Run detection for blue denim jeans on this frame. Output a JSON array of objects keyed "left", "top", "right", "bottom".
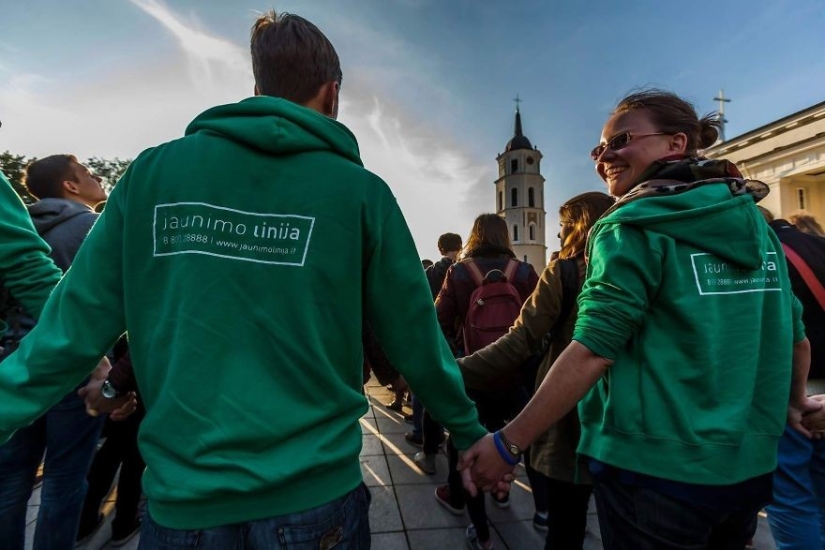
[
  {"left": 766, "top": 426, "right": 825, "bottom": 549},
  {"left": 138, "top": 483, "right": 371, "bottom": 549},
  {"left": 0, "top": 390, "right": 104, "bottom": 550},
  {"left": 411, "top": 394, "right": 423, "bottom": 436}
]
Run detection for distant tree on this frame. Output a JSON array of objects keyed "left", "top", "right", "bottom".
[
  {"left": 0, "top": 151, "right": 36, "bottom": 203},
  {"left": 85, "top": 157, "right": 132, "bottom": 193}
]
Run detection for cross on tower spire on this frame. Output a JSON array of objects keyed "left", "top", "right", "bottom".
[{"left": 513, "top": 94, "right": 522, "bottom": 112}]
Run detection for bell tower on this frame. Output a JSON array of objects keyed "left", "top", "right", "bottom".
[{"left": 495, "top": 100, "right": 546, "bottom": 271}]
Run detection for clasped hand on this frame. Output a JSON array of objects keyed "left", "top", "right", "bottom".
[
  {"left": 458, "top": 433, "right": 517, "bottom": 499},
  {"left": 78, "top": 357, "right": 137, "bottom": 421}
]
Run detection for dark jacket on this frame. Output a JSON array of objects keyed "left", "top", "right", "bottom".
[
  {"left": 425, "top": 256, "right": 453, "bottom": 300},
  {"left": 436, "top": 244, "right": 539, "bottom": 353},
  {"left": 28, "top": 198, "right": 98, "bottom": 273},
  {"left": 770, "top": 219, "right": 825, "bottom": 379}
]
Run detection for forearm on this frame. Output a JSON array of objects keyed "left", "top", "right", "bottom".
[
  {"left": 459, "top": 324, "right": 532, "bottom": 387},
  {"left": 791, "top": 338, "right": 812, "bottom": 403},
  {"left": 108, "top": 352, "right": 136, "bottom": 393},
  {"left": 502, "top": 341, "right": 610, "bottom": 449}
]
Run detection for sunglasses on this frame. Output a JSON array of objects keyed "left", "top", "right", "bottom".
[{"left": 590, "top": 132, "right": 668, "bottom": 161}]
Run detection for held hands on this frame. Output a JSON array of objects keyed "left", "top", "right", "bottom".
[
  {"left": 458, "top": 433, "right": 517, "bottom": 499},
  {"left": 800, "top": 394, "right": 825, "bottom": 439},
  {"left": 79, "top": 357, "right": 138, "bottom": 421},
  {"left": 789, "top": 394, "right": 825, "bottom": 438}
]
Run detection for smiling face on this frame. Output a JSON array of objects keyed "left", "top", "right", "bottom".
[{"left": 594, "top": 109, "right": 685, "bottom": 198}]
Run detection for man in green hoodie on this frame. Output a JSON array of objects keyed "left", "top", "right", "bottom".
[{"left": 0, "top": 11, "right": 486, "bottom": 549}]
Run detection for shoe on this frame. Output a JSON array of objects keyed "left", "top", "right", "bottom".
[
  {"left": 405, "top": 432, "right": 423, "bottom": 447},
  {"left": 384, "top": 398, "right": 403, "bottom": 412},
  {"left": 533, "top": 512, "right": 548, "bottom": 532},
  {"left": 492, "top": 492, "right": 510, "bottom": 509},
  {"left": 434, "top": 485, "right": 465, "bottom": 515},
  {"left": 413, "top": 451, "right": 436, "bottom": 474},
  {"left": 465, "top": 524, "right": 493, "bottom": 550},
  {"left": 75, "top": 514, "right": 104, "bottom": 547},
  {"left": 110, "top": 518, "right": 142, "bottom": 547}
]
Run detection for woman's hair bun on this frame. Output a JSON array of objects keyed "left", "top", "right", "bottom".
[{"left": 698, "top": 114, "right": 721, "bottom": 149}]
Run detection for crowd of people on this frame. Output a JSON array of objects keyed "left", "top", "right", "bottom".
[{"left": 0, "top": 8, "right": 824, "bottom": 550}]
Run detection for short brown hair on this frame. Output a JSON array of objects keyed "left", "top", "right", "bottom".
[
  {"left": 614, "top": 89, "right": 721, "bottom": 155},
  {"left": 462, "top": 214, "right": 511, "bottom": 257},
  {"left": 24, "top": 154, "right": 77, "bottom": 200},
  {"left": 250, "top": 11, "right": 342, "bottom": 103},
  {"left": 558, "top": 192, "right": 614, "bottom": 259},
  {"left": 437, "top": 233, "right": 462, "bottom": 253}
]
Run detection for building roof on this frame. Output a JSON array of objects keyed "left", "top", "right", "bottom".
[
  {"left": 505, "top": 107, "right": 533, "bottom": 152},
  {"left": 705, "top": 100, "right": 825, "bottom": 157}
]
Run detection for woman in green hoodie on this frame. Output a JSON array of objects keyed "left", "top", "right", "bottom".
[{"left": 461, "top": 89, "right": 821, "bottom": 549}]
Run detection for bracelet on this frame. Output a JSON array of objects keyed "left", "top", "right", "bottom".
[{"left": 493, "top": 431, "right": 520, "bottom": 466}]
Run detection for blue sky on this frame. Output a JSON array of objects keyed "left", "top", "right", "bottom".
[{"left": 2, "top": 0, "right": 824, "bottom": 259}]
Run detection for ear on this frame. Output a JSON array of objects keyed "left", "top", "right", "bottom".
[
  {"left": 669, "top": 132, "right": 689, "bottom": 154},
  {"left": 62, "top": 179, "right": 80, "bottom": 196},
  {"left": 321, "top": 80, "right": 340, "bottom": 119}
]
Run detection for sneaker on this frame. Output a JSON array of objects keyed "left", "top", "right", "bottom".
[
  {"left": 413, "top": 451, "right": 436, "bottom": 474},
  {"left": 434, "top": 485, "right": 465, "bottom": 515},
  {"left": 404, "top": 432, "right": 423, "bottom": 448},
  {"left": 465, "top": 524, "right": 493, "bottom": 550},
  {"left": 384, "top": 398, "right": 403, "bottom": 412},
  {"left": 533, "top": 512, "right": 548, "bottom": 532},
  {"left": 75, "top": 514, "right": 104, "bottom": 547},
  {"left": 110, "top": 518, "right": 142, "bottom": 547},
  {"left": 491, "top": 492, "right": 510, "bottom": 509}
]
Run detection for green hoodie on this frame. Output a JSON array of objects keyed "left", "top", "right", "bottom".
[
  {"left": 0, "top": 171, "right": 62, "bottom": 330},
  {"left": 573, "top": 183, "right": 804, "bottom": 485},
  {"left": 0, "top": 97, "right": 485, "bottom": 528}
]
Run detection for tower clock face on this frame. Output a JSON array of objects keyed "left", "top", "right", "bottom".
[{"left": 526, "top": 156, "right": 534, "bottom": 165}]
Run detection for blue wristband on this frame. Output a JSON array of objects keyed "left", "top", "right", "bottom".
[{"left": 493, "top": 431, "right": 520, "bottom": 466}]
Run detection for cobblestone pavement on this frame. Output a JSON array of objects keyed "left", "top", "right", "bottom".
[{"left": 26, "top": 379, "right": 775, "bottom": 549}]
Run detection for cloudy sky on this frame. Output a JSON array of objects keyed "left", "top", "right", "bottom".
[{"left": 2, "top": 0, "right": 824, "bottom": 258}]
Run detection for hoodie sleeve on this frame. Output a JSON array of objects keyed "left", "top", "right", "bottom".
[
  {"left": 362, "top": 183, "right": 486, "bottom": 450},
  {"left": 573, "top": 223, "right": 663, "bottom": 360},
  {"left": 0, "top": 172, "right": 62, "bottom": 321},
  {"left": 0, "top": 176, "right": 128, "bottom": 443}
]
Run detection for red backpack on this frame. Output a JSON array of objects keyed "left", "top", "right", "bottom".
[{"left": 463, "top": 258, "right": 523, "bottom": 355}]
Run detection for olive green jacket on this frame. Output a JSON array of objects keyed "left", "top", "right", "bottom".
[{"left": 458, "top": 257, "right": 588, "bottom": 483}]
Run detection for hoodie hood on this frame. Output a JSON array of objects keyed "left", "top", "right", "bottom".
[
  {"left": 594, "top": 158, "right": 770, "bottom": 270},
  {"left": 27, "top": 198, "right": 94, "bottom": 235},
  {"left": 185, "top": 96, "right": 362, "bottom": 166}
]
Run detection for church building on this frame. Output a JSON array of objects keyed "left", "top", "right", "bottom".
[{"left": 704, "top": 100, "right": 825, "bottom": 220}]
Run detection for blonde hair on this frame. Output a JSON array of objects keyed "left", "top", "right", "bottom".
[
  {"left": 558, "top": 192, "right": 614, "bottom": 259},
  {"left": 789, "top": 210, "right": 825, "bottom": 237}
]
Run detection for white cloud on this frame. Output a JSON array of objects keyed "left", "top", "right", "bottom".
[
  {"left": 129, "top": 0, "right": 251, "bottom": 96},
  {"left": 0, "top": 2, "right": 494, "bottom": 259},
  {"left": 340, "top": 93, "right": 490, "bottom": 258}
]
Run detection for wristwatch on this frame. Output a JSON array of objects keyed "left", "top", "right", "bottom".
[
  {"left": 498, "top": 430, "right": 523, "bottom": 459},
  {"left": 101, "top": 379, "right": 122, "bottom": 400}
]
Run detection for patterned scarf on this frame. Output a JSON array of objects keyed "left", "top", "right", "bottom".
[{"left": 607, "top": 156, "right": 769, "bottom": 216}]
